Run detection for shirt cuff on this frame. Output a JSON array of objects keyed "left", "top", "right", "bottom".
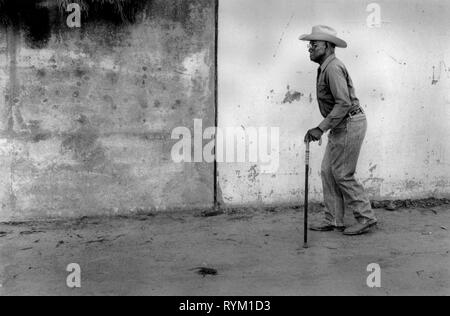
[{"left": 318, "top": 120, "right": 330, "bottom": 133}]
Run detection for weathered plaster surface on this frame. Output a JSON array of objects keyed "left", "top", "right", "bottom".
[{"left": 0, "top": 0, "right": 216, "bottom": 221}]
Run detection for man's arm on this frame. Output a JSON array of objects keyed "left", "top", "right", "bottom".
[{"left": 318, "top": 65, "right": 352, "bottom": 132}]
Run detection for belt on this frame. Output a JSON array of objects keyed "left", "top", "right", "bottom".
[{"left": 346, "top": 107, "right": 364, "bottom": 118}]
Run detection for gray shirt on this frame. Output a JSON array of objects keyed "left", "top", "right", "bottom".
[{"left": 316, "top": 54, "right": 361, "bottom": 132}]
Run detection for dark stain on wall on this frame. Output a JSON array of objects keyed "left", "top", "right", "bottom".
[
  {"left": 0, "top": 0, "right": 152, "bottom": 48},
  {"left": 75, "top": 0, "right": 149, "bottom": 25},
  {"left": 23, "top": 2, "right": 52, "bottom": 48},
  {"left": 282, "top": 89, "right": 304, "bottom": 104},
  {"left": 0, "top": 0, "right": 210, "bottom": 49},
  {"left": 0, "top": 0, "right": 53, "bottom": 49}
]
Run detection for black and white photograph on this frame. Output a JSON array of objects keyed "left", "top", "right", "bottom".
[{"left": 0, "top": 0, "right": 449, "bottom": 299}]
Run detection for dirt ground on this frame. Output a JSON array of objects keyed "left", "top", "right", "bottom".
[{"left": 0, "top": 204, "right": 449, "bottom": 296}]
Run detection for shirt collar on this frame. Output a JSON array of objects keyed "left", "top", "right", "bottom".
[{"left": 319, "top": 54, "right": 336, "bottom": 72}]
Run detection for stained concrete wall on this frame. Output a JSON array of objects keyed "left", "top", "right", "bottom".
[
  {"left": 218, "top": 0, "right": 450, "bottom": 206},
  {"left": 2, "top": 0, "right": 449, "bottom": 221},
  {"left": 0, "top": 0, "right": 216, "bottom": 221}
]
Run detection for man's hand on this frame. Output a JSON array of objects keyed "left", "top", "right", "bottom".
[{"left": 304, "top": 127, "right": 323, "bottom": 143}]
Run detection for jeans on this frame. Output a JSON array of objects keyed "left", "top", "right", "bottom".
[{"left": 321, "top": 113, "right": 377, "bottom": 227}]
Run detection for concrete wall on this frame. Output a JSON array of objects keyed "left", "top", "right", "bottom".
[
  {"left": 0, "top": 0, "right": 216, "bottom": 221},
  {"left": 218, "top": 0, "right": 450, "bottom": 206},
  {"left": 1, "top": 0, "right": 449, "bottom": 221}
]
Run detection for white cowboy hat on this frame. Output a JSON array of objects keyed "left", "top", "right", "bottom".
[{"left": 299, "top": 25, "right": 347, "bottom": 48}]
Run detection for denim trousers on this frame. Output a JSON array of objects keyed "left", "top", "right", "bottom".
[{"left": 321, "top": 113, "right": 377, "bottom": 227}]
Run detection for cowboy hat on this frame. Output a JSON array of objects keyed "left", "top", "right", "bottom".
[{"left": 299, "top": 25, "right": 347, "bottom": 48}]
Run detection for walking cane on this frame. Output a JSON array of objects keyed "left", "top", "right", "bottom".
[
  {"left": 303, "top": 140, "right": 310, "bottom": 249},
  {"left": 303, "top": 138, "right": 321, "bottom": 249}
]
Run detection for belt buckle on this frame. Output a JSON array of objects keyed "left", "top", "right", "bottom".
[
  {"left": 348, "top": 107, "right": 362, "bottom": 118},
  {"left": 348, "top": 110, "right": 356, "bottom": 119}
]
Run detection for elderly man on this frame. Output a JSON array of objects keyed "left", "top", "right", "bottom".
[{"left": 300, "top": 25, "right": 377, "bottom": 235}]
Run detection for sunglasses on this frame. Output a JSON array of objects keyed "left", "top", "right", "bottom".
[{"left": 307, "top": 43, "right": 325, "bottom": 50}]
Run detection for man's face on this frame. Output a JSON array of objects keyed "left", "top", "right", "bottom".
[{"left": 308, "top": 41, "right": 327, "bottom": 62}]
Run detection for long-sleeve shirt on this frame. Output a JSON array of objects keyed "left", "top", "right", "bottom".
[{"left": 316, "top": 54, "right": 360, "bottom": 132}]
